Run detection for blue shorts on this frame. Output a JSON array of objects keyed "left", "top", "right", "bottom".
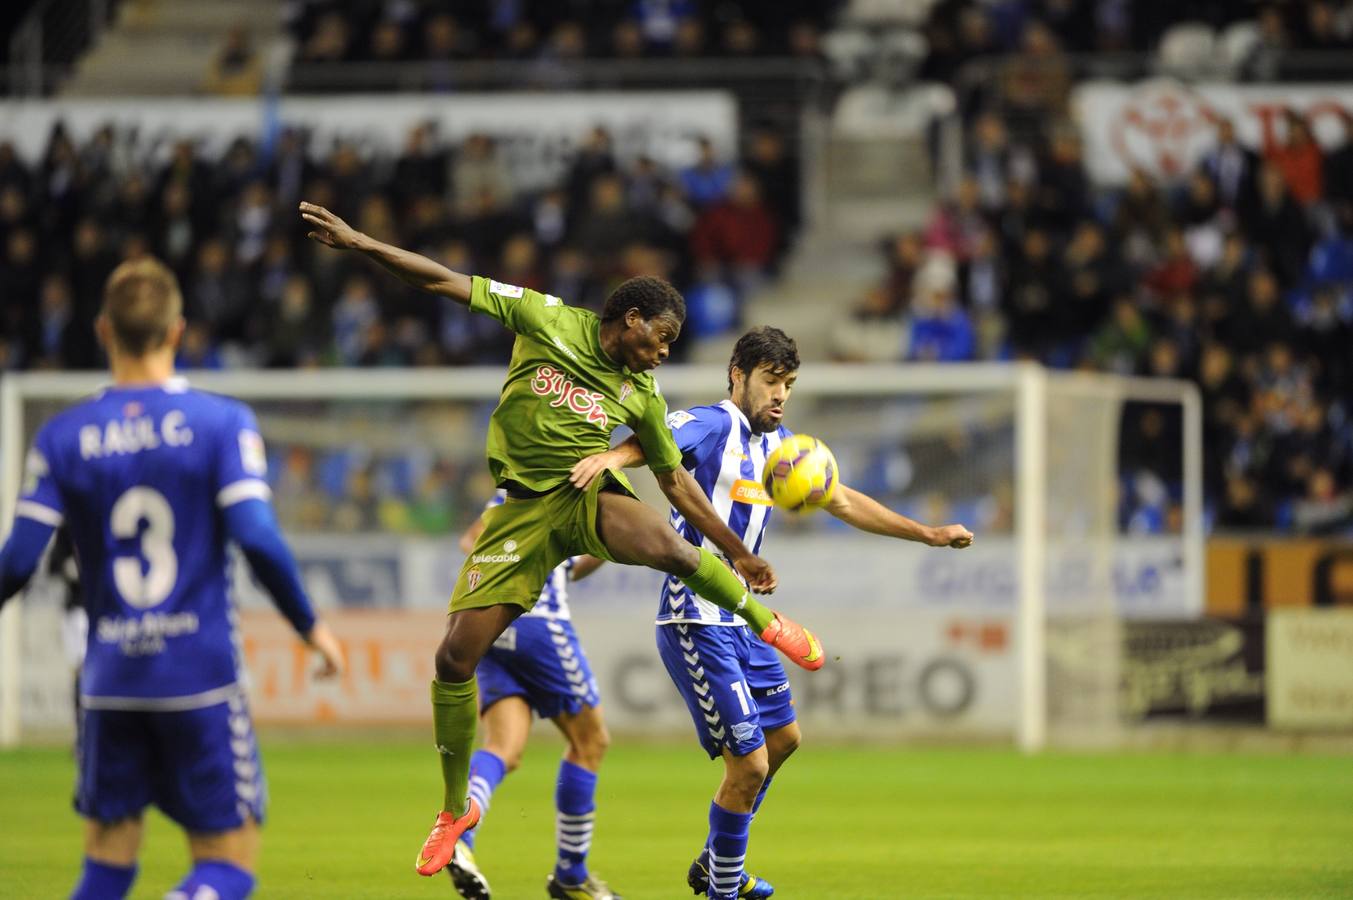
[
  {"left": 477, "top": 617, "right": 600, "bottom": 720},
  {"left": 75, "top": 690, "right": 266, "bottom": 832},
  {"left": 656, "top": 623, "right": 796, "bottom": 760}
]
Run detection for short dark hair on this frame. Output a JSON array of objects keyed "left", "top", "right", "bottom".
[
  {"left": 102, "top": 257, "right": 183, "bottom": 354},
  {"left": 600, "top": 275, "right": 686, "bottom": 324},
  {"left": 727, "top": 326, "right": 800, "bottom": 392}
]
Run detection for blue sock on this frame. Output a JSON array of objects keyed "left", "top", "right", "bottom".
[
  {"left": 168, "top": 860, "right": 256, "bottom": 900},
  {"left": 752, "top": 776, "right": 773, "bottom": 817},
  {"left": 706, "top": 802, "right": 753, "bottom": 900},
  {"left": 464, "top": 749, "right": 507, "bottom": 850},
  {"left": 70, "top": 858, "right": 137, "bottom": 900},
  {"left": 554, "top": 759, "right": 598, "bottom": 885}
]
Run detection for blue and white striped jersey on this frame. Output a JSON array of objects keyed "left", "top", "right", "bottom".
[
  {"left": 484, "top": 490, "right": 573, "bottom": 620},
  {"left": 655, "top": 399, "right": 790, "bottom": 627}
]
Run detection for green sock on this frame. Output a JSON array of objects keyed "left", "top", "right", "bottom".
[
  {"left": 681, "top": 547, "right": 774, "bottom": 633},
  {"left": 430, "top": 677, "right": 478, "bottom": 815}
]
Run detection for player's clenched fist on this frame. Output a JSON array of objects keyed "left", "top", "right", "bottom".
[
  {"left": 931, "top": 524, "right": 974, "bottom": 549},
  {"left": 734, "top": 554, "right": 777, "bottom": 594},
  {"left": 300, "top": 201, "right": 361, "bottom": 250}
]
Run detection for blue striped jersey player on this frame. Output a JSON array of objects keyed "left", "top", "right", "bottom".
[
  {"left": 446, "top": 491, "right": 621, "bottom": 900},
  {"left": 0, "top": 258, "right": 345, "bottom": 900},
  {"left": 576, "top": 327, "right": 974, "bottom": 900}
]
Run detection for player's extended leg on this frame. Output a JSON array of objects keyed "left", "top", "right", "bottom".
[
  {"left": 447, "top": 696, "right": 531, "bottom": 900},
  {"left": 70, "top": 817, "right": 142, "bottom": 900},
  {"left": 691, "top": 727, "right": 796, "bottom": 900},
  {"left": 420, "top": 604, "right": 523, "bottom": 877},
  {"left": 545, "top": 704, "right": 621, "bottom": 899},
  {"left": 594, "top": 491, "right": 821, "bottom": 670},
  {"left": 166, "top": 822, "right": 260, "bottom": 900},
  {"left": 705, "top": 746, "right": 769, "bottom": 900}
]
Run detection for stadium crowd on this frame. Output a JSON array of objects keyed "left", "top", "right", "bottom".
[
  {"left": 4, "top": 4, "right": 1353, "bottom": 535},
  {"left": 287, "top": 0, "right": 838, "bottom": 66}
]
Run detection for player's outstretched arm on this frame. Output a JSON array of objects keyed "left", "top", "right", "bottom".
[
  {"left": 0, "top": 518, "right": 56, "bottom": 610},
  {"left": 826, "top": 484, "right": 973, "bottom": 548},
  {"left": 655, "top": 467, "right": 778, "bottom": 593},
  {"left": 300, "top": 201, "right": 472, "bottom": 304},
  {"left": 223, "top": 498, "right": 345, "bottom": 677},
  {"left": 568, "top": 436, "right": 646, "bottom": 491},
  {"left": 570, "top": 555, "right": 606, "bottom": 581}
]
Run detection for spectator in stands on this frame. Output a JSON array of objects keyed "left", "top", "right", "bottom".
[
  {"left": 299, "top": 12, "right": 351, "bottom": 63},
  {"left": 1089, "top": 296, "right": 1152, "bottom": 375},
  {"left": 574, "top": 174, "right": 652, "bottom": 272},
  {"left": 679, "top": 136, "right": 734, "bottom": 208},
  {"left": 744, "top": 126, "right": 800, "bottom": 246},
  {"left": 369, "top": 20, "right": 410, "bottom": 64},
  {"left": 690, "top": 171, "right": 780, "bottom": 290},
  {"left": 1248, "top": 162, "right": 1313, "bottom": 283},
  {"left": 565, "top": 127, "right": 616, "bottom": 214},
  {"left": 906, "top": 256, "right": 975, "bottom": 362},
  {"left": 205, "top": 26, "right": 263, "bottom": 96},
  {"left": 1200, "top": 117, "right": 1260, "bottom": 216},
  {"left": 1000, "top": 21, "right": 1071, "bottom": 145},
  {"left": 450, "top": 134, "right": 511, "bottom": 220},
  {"left": 264, "top": 275, "right": 326, "bottom": 368},
  {"left": 1264, "top": 110, "right": 1324, "bottom": 206},
  {"left": 923, "top": 175, "right": 988, "bottom": 262}
]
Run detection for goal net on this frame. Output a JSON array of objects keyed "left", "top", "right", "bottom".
[{"left": 0, "top": 364, "right": 1201, "bottom": 749}]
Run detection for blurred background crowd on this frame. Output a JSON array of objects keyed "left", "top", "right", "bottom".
[{"left": 2, "top": 0, "right": 1352, "bottom": 538}]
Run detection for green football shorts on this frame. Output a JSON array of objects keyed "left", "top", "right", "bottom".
[{"left": 448, "top": 469, "right": 637, "bottom": 614}]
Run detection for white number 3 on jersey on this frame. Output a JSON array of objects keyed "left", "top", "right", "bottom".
[{"left": 110, "top": 487, "right": 178, "bottom": 609}]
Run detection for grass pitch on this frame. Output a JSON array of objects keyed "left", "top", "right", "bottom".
[{"left": 2, "top": 736, "right": 1350, "bottom": 899}]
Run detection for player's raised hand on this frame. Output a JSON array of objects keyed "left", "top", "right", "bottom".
[
  {"left": 735, "top": 554, "right": 777, "bottom": 594},
  {"left": 306, "top": 621, "right": 347, "bottom": 679},
  {"left": 932, "top": 524, "right": 974, "bottom": 549},
  {"left": 300, "top": 201, "right": 361, "bottom": 250}
]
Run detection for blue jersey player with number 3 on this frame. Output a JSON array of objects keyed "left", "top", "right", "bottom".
[
  {"left": 571, "top": 327, "right": 973, "bottom": 899},
  {"left": 0, "top": 258, "right": 346, "bottom": 900}
]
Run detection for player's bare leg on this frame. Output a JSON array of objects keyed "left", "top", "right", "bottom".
[
  {"left": 685, "top": 747, "right": 777, "bottom": 900},
  {"left": 186, "top": 821, "right": 260, "bottom": 871},
  {"left": 594, "top": 490, "right": 822, "bottom": 670},
  {"left": 83, "top": 817, "right": 143, "bottom": 867},
  {"left": 544, "top": 704, "right": 621, "bottom": 899},
  {"left": 420, "top": 605, "right": 523, "bottom": 877},
  {"left": 70, "top": 817, "right": 143, "bottom": 900},
  {"left": 716, "top": 745, "right": 770, "bottom": 814},
  {"left": 481, "top": 696, "right": 532, "bottom": 771},
  {"left": 764, "top": 722, "right": 801, "bottom": 777}
]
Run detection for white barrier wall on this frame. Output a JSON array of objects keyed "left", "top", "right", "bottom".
[{"left": 0, "top": 93, "right": 737, "bottom": 191}]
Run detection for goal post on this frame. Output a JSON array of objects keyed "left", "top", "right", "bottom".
[{"left": 0, "top": 363, "right": 1202, "bottom": 750}]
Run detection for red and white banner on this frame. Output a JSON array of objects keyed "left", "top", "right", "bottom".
[{"left": 1073, "top": 79, "right": 1353, "bottom": 185}]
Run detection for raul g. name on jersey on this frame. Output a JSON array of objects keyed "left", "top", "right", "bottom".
[
  {"left": 78, "top": 410, "right": 194, "bottom": 459},
  {"left": 530, "top": 364, "right": 608, "bottom": 428}
]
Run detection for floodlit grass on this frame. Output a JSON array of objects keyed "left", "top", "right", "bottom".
[{"left": 2, "top": 737, "right": 1351, "bottom": 898}]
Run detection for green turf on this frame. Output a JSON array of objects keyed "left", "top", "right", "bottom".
[{"left": 2, "top": 736, "right": 1351, "bottom": 899}]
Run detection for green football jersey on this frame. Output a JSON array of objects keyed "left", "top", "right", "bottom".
[{"left": 470, "top": 275, "right": 684, "bottom": 492}]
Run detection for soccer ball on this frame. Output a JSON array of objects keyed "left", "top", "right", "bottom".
[{"left": 762, "top": 434, "right": 837, "bottom": 513}]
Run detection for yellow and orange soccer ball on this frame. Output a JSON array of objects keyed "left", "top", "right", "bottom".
[{"left": 762, "top": 434, "right": 837, "bottom": 513}]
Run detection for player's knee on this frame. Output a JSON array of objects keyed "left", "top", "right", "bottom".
[
  {"left": 498, "top": 748, "right": 524, "bottom": 773},
  {"left": 433, "top": 638, "right": 476, "bottom": 684},
  {"left": 728, "top": 752, "right": 770, "bottom": 796},
  {"left": 573, "top": 723, "right": 610, "bottom": 768},
  {"left": 770, "top": 727, "right": 801, "bottom": 765}
]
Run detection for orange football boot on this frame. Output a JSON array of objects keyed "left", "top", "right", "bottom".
[
  {"left": 415, "top": 799, "right": 482, "bottom": 876},
  {"left": 759, "top": 612, "right": 824, "bottom": 671}
]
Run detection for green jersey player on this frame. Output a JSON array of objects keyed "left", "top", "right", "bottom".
[{"left": 299, "top": 202, "right": 823, "bottom": 896}]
